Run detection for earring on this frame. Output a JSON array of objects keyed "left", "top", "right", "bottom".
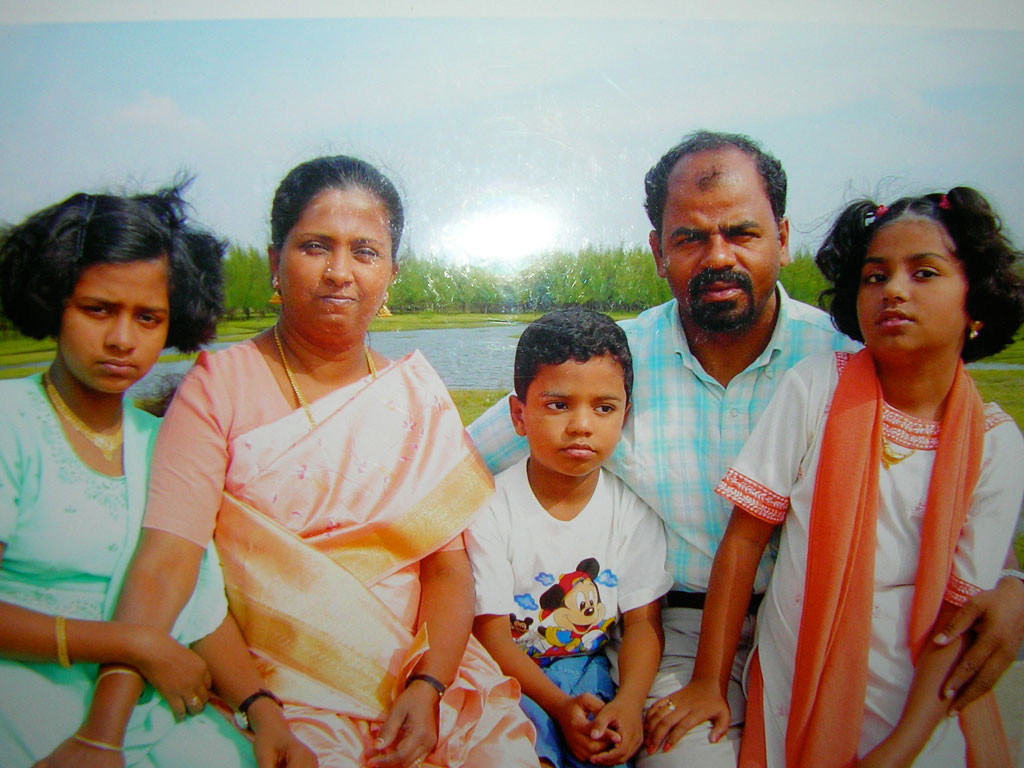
[
  {"left": 968, "top": 321, "right": 982, "bottom": 340},
  {"left": 376, "top": 291, "right": 392, "bottom": 319},
  {"left": 269, "top": 277, "right": 283, "bottom": 306}
]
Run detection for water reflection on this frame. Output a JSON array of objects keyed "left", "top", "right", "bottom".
[{"left": 130, "top": 323, "right": 527, "bottom": 399}]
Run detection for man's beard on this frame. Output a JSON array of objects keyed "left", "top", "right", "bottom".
[{"left": 686, "top": 268, "right": 755, "bottom": 333}]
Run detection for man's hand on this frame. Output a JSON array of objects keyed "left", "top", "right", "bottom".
[
  {"left": 643, "top": 678, "right": 730, "bottom": 755},
  {"left": 934, "top": 575, "right": 1024, "bottom": 711}
]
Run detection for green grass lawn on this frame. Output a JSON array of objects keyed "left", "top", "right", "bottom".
[
  {"left": 450, "top": 389, "right": 507, "bottom": 425},
  {"left": 970, "top": 370, "right": 1024, "bottom": 430}
]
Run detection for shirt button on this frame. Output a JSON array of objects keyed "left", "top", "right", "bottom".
[{"left": 730, "top": 409, "right": 739, "bottom": 418}]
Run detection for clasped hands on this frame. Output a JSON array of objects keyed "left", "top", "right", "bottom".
[{"left": 549, "top": 692, "right": 642, "bottom": 767}]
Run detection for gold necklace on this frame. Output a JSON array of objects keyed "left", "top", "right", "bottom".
[
  {"left": 273, "top": 326, "right": 377, "bottom": 431},
  {"left": 42, "top": 372, "right": 122, "bottom": 462},
  {"left": 881, "top": 438, "right": 915, "bottom": 470}
]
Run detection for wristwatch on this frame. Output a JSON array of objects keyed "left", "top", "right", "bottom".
[
  {"left": 406, "top": 672, "right": 447, "bottom": 697},
  {"left": 234, "top": 688, "right": 283, "bottom": 731}
]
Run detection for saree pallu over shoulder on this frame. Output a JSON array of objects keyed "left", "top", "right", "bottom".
[
  {"left": 214, "top": 351, "right": 495, "bottom": 719},
  {"left": 223, "top": 351, "right": 492, "bottom": 584}
]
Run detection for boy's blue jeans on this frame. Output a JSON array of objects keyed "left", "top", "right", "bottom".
[{"left": 520, "top": 653, "right": 631, "bottom": 768}]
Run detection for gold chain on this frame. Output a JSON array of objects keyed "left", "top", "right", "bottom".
[
  {"left": 272, "top": 326, "right": 378, "bottom": 432},
  {"left": 274, "top": 325, "right": 317, "bottom": 429},
  {"left": 881, "top": 438, "right": 915, "bottom": 470},
  {"left": 42, "top": 372, "right": 122, "bottom": 462},
  {"left": 365, "top": 346, "right": 378, "bottom": 379}
]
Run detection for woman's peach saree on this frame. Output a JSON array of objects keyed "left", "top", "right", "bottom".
[{"left": 213, "top": 351, "right": 537, "bottom": 767}]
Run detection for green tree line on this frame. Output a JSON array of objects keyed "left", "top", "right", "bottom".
[
  {"left": 0, "top": 238, "right": 830, "bottom": 327},
  {"left": 221, "top": 243, "right": 830, "bottom": 318}
]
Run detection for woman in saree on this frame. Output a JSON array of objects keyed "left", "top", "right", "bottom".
[
  {"left": 105, "top": 156, "right": 539, "bottom": 768},
  {"left": 0, "top": 184, "right": 306, "bottom": 767}
]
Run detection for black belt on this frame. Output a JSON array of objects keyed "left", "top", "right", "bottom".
[{"left": 666, "top": 590, "right": 763, "bottom": 615}]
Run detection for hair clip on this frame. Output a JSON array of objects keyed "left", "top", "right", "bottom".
[
  {"left": 74, "top": 195, "right": 97, "bottom": 263},
  {"left": 938, "top": 194, "right": 951, "bottom": 210},
  {"left": 874, "top": 204, "right": 888, "bottom": 218}
]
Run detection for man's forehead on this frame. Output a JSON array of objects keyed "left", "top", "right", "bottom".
[{"left": 668, "top": 147, "right": 757, "bottom": 192}]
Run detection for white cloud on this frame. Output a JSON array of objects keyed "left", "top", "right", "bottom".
[{"left": 113, "top": 90, "right": 206, "bottom": 133}]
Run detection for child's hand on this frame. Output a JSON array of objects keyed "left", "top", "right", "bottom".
[
  {"left": 586, "top": 695, "right": 642, "bottom": 766},
  {"left": 552, "top": 692, "right": 614, "bottom": 762},
  {"left": 643, "top": 679, "right": 730, "bottom": 755}
]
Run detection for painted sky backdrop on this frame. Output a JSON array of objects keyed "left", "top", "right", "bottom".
[{"left": 2, "top": 3, "right": 1024, "bottom": 270}]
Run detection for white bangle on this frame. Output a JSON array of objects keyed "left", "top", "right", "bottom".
[{"left": 999, "top": 569, "right": 1024, "bottom": 585}]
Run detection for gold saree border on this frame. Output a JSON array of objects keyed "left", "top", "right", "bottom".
[
  {"left": 328, "top": 452, "right": 493, "bottom": 584},
  {"left": 216, "top": 493, "right": 417, "bottom": 717}
]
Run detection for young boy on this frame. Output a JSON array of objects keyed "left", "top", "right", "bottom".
[{"left": 467, "top": 308, "right": 672, "bottom": 768}]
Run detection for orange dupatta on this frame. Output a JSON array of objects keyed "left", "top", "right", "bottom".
[{"left": 782, "top": 349, "right": 1007, "bottom": 768}]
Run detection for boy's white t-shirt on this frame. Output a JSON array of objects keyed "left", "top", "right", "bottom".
[{"left": 467, "top": 457, "right": 673, "bottom": 661}]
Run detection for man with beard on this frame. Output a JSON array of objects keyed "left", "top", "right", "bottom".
[{"left": 468, "top": 130, "right": 1024, "bottom": 766}]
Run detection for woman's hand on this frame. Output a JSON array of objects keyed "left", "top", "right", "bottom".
[
  {"left": 367, "top": 681, "right": 439, "bottom": 767},
  {"left": 126, "top": 624, "right": 211, "bottom": 719},
  {"left": 248, "top": 698, "right": 318, "bottom": 768},
  {"left": 31, "top": 736, "right": 125, "bottom": 768}
]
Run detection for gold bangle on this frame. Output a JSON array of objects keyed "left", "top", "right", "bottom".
[
  {"left": 96, "top": 667, "right": 142, "bottom": 683},
  {"left": 55, "top": 615, "right": 71, "bottom": 668},
  {"left": 72, "top": 733, "right": 123, "bottom": 752}
]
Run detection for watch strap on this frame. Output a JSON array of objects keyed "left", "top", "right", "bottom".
[
  {"left": 234, "top": 688, "right": 283, "bottom": 731},
  {"left": 406, "top": 672, "right": 446, "bottom": 696}
]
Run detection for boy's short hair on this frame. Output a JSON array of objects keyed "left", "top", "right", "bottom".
[{"left": 513, "top": 308, "right": 633, "bottom": 402}]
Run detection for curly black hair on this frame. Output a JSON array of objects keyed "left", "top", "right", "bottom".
[
  {"left": 815, "top": 187, "right": 1024, "bottom": 362},
  {"left": 270, "top": 155, "right": 404, "bottom": 259},
  {"left": 0, "top": 180, "right": 225, "bottom": 353},
  {"left": 644, "top": 130, "right": 787, "bottom": 238},
  {"left": 513, "top": 308, "right": 633, "bottom": 403}
]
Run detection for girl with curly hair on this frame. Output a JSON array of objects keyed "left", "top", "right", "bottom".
[
  {"left": 674, "top": 187, "right": 1024, "bottom": 767},
  {"left": 0, "top": 185, "right": 313, "bottom": 767}
]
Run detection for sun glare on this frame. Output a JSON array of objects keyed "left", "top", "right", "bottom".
[{"left": 437, "top": 198, "right": 560, "bottom": 270}]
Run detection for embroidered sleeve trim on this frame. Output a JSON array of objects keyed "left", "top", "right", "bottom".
[
  {"left": 944, "top": 574, "right": 982, "bottom": 607},
  {"left": 984, "top": 402, "right": 1013, "bottom": 431},
  {"left": 834, "top": 351, "right": 853, "bottom": 375},
  {"left": 716, "top": 469, "right": 788, "bottom": 524}
]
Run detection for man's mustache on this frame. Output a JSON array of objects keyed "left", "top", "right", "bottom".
[{"left": 689, "top": 269, "right": 753, "bottom": 295}]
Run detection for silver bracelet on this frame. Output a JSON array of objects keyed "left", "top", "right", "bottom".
[{"left": 999, "top": 568, "right": 1024, "bottom": 585}]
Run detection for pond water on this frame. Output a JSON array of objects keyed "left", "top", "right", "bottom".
[
  {"left": 129, "top": 322, "right": 528, "bottom": 399},
  {"left": 6, "top": 322, "right": 1022, "bottom": 401}
]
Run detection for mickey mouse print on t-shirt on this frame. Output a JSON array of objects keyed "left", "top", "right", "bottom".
[{"left": 534, "top": 557, "right": 617, "bottom": 658}]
